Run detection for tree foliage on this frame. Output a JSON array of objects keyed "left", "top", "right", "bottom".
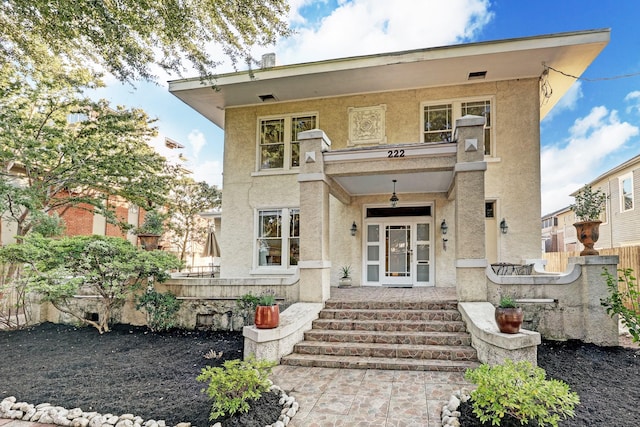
[
  {"left": 1, "top": 234, "right": 181, "bottom": 333},
  {"left": 0, "top": 60, "right": 179, "bottom": 239},
  {"left": 0, "top": 0, "right": 291, "bottom": 83},
  {"left": 167, "top": 177, "right": 221, "bottom": 264}
]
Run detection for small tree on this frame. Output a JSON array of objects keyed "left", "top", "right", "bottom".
[
  {"left": 166, "top": 178, "right": 221, "bottom": 265},
  {"left": 8, "top": 235, "right": 181, "bottom": 333},
  {"left": 570, "top": 185, "right": 607, "bottom": 222}
]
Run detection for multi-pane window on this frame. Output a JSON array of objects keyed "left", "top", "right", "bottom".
[
  {"left": 259, "top": 114, "right": 317, "bottom": 170},
  {"left": 423, "top": 104, "right": 452, "bottom": 143},
  {"left": 620, "top": 175, "right": 634, "bottom": 212},
  {"left": 257, "top": 208, "right": 299, "bottom": 268},
  {"left": 422, "top": 99, "right": 493, "bottom": 155},
  {"left": 462, "top": 100, "right": 492, "bottom": 155}
]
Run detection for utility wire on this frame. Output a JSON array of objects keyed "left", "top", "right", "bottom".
[{"left": 545, "top": 65, "right": 640, "bottom": 81}]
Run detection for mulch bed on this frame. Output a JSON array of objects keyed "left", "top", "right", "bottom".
[
  {"left": 1, "top": 323, "right": 639, "bottom": 426},
  {"left": 459, "top": 339, "right": 640, "bottom": 426},
  {"left": 0, "top": 323, "right": 281, "bottom": 427}
]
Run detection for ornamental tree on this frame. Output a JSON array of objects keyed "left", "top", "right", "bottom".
[
  {"left": 0, "top": 0, "right": 291, "bottom": 83},
  {"left": 4, "top": 234, "right": 181, "bottom": 333},
  {"left": 166, "top": 178, "right": 221, "bottom": 265},
  {"left": 0, "top": 60, "right": 179, "bottom": 240}
]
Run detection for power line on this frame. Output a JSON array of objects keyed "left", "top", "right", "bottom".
[{"left": 545, "top": 65, "right": 640, "bottom": 82}]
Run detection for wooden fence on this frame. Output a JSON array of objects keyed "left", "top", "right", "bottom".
[{"left": 542, "top": 246, "right": 640, "bottom": 274}]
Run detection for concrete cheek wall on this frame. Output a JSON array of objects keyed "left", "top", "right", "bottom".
[{"left": 486, "top": 256, "right": 619, "bottom": 346}]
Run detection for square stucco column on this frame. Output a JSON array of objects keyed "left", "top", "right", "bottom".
[
  {"left": 297, "top": 130, "right": 332, "bottom": 303},
  {"left": 454, "top": 115, "right": 488, "bottom": 301}
]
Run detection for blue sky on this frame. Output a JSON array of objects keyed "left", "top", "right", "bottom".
[{"left": 94, "top": 0, "right": 640, "bottom": 215}]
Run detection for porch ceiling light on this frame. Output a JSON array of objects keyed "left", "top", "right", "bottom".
[
  {"left": 500, "top": 218, "right": 509, "bottom": 234},
  {"left": 440, "top": 219, "right": 448, "bottom": 235},
  {"left": 390, "top": 179, "right": 399, "bottom": 208},
  {"left": 350, "top": 221, "right": 358, "bottom": 236}
]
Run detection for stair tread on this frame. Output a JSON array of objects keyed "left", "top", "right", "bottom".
[
  {"left": 297, "top": 340, "right": 474, "bottom": 350},
  {"left": 281, "top": 353, "right": 479, "bottom": 368},
  {"left": 307, "top": 329, "right": 467, "bottom": 336},
  {"left": 314, "top": 318, "right": 465, "bottom": 324}
]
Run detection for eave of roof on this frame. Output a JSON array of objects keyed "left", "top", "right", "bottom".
[{"left": 169, "top": 29, "right": 610, "bottom": 129}]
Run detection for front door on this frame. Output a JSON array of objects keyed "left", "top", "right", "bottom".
[{"left": 365, "top": 218, "right": 433, "bottom": 287}]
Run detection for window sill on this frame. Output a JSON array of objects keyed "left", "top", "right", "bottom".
[
  {"left": 251, "top": 169, "right": 299, "bottom": 177},
  {"left": 485, "top": 156, "right": 501, "bottom": 163}
]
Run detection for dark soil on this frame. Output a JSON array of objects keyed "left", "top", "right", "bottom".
[
  {"left": 2, "top": 325, "right": 639, "bottom": 427},
  {"left": 459, "top": 339, "right": 640, "bottom": 426},
  {"left": 0, "top": 323, "right": 281, "bottom": 427}
]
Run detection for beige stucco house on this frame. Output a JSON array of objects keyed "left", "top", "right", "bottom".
[{"left": 169, "top": 29, "right": 609, "bottom": 303}]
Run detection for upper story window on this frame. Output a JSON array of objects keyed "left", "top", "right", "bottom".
[
  {"left": 258, "top": 114, "right": 317, "bottom": 171},
  {"left": 422, "top": 98, "right": 493, "bottom": 155},
  {"left": 620, "top": 174, "right": 634, "bottom": 212}
]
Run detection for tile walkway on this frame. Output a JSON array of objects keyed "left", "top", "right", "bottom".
[{"left": 2, "top": 287, "right": 470, "bottom": 426}]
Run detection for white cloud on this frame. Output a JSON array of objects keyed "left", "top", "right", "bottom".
[
  {"left": 275, "top": 0, "right": 493, "bottom": 65},
  {"left": 541, "top": 106, "right": 639, "bottom": 214},
  {"left": 190, "top": 160, "right": 223, "bottom": 188},
  {"left": 188, "top": 130, "right": 207, "bottom": 159},
  {"left": 625, "top": 90, "right": 640, "bottom": 115}
]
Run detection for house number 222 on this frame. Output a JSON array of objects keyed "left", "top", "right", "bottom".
[{"left": 387, "top": 149, "right": 405, "bottom": 158}]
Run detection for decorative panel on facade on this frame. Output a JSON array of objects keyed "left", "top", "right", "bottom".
[{"left": 348, "top": 104, "right": 387, "bottom": 146}]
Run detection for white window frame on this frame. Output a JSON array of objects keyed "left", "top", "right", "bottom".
[
  {"left": 255, "top": 112, "right": 318, "bottom": 173},
  {"left": 253, "top": 207, "right": 299, "bottom": 273},
  {"left": 620, "top": 173, "right": 634, "bottom": 213},
  {"left": 420, "top": 97, "right": 495, "bottom": 156}
]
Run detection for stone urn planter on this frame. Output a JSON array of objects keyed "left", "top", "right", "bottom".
[
  {"left": 338, "top": 265, "right": 353, "bottom": 288},
  {"left": 137, "top": 233, "right": 161, "bottom": 251},
  {"left": 573, "top": 220, "right": 602, "bottom": 256},
  {"left": 570, "top": 185, "right": 607, "bottom": 256}
]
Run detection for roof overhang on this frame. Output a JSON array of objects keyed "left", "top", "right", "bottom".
[{"left": 169, "top": 29, "right": 610, "bottom": 129}]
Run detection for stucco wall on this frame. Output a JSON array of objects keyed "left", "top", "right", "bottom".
[{"left": 220, "top": 78, "right": 543, "bottom": 284}]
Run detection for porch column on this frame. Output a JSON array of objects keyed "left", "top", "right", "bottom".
[
  {"left": 297, "top": 130, "right": 332, "bottom": 303},
  {"left": 454, "top": 115, "right": 488, "bottom": 301}
]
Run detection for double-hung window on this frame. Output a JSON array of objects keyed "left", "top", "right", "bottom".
[
  {"left": 258, "top": 114, "right": 317, "bottom": 171},
  {"left": 620, "top": 174, "right": 634, "bottom": 212},
  {"left": 257, "top": 208, "right": 299, "bottom": 268},
  {"left": 422, "top": 98, "right": 493, "bottom": 155}
]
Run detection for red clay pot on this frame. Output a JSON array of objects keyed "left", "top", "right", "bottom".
[
  {"left": 495, "top": 307, "right": 524, "bottom": 334},
  {"left": 255, "top": 305, "right": 279, "bottom": 329}
]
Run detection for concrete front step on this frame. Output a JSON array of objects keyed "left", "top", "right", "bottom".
[
  {"left": 304, "top": 329, "right": 472, "bottom": 346},
  {"left": 319, "top": 308, "right": 462, "bottom": 321},
  {"left": 312, "top": 318, "right": 467, "bottom": 332},
  {"left": 280, "top": 353, "right": 479, "bottom": 372},
  {"left": 324, "top": 300, "right": 459, "bottom": 311},
  {"left": 293, "top": 341, "right": 477, "bottom": 360}
]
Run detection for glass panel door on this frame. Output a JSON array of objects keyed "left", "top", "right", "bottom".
[
  {"left": 385, "top": 225, "right": 412, "bottom": 286},
  {"left": 415, "top": 223, "right": 430, "bottom": 284}
]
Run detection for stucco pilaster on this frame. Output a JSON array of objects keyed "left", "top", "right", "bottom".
[
  {"left": 454, "top": 115, "right": 488, "bottom": 301},
  {"left": 297, "top": 130, "right": 332, "bottom": 302}
]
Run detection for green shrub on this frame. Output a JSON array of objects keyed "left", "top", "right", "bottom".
[
  {"left": 135, "top": 288, "right": 182, "bottom": 332},
  {"left": 465, "top": 359, "right": 580, "bottom": 427},
  {"left": 197, "top": 357, "right": 276, "bottom": 420},
  {"left": 601, "top": 267, "right": 640, "bottom": 343}
]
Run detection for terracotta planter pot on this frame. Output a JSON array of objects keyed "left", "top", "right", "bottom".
[
  {"left": 255, "top": 305, "right": 279, "bottom": 329},
  {"left": 573, "top": 220, "right": 602, "bottom": 256},
  {"left": 137, "top": 234, "right": 161, "bottom": 251},
  {"left": 495, "top": 307, "right": 524, "bottom": 334}
]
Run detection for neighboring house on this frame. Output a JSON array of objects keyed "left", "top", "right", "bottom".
[
  {"left": 0, "top": 136, "right": 187, "bottom": 247},
  {"left": 169, "top": 30, "right": 608, "bottom": 301},
  {"left": 541, "top": 206, "right": 577, "bottom": 253},
  {"left": 543, "top": 152, "right": 640, "bottom": 252}
]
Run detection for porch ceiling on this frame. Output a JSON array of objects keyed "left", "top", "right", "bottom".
[
  {"left": 169, "top": 29, "right": 609, "bottom": 129},
  {"left": 333, "top": 170, "right": 453, "bottom": 196}
]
